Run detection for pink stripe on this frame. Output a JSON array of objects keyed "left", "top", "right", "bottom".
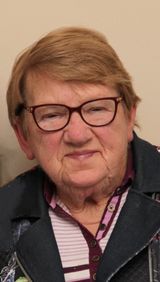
[{"left": 48, "top": 188, "right": 129, "bottom": 281}]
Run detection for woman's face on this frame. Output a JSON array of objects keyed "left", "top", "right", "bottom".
[{"left": 16, "top": 77, "right": 136, "bottom": 196}]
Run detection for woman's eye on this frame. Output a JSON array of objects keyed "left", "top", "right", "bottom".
[
  {"left": 41, "top": 112, "right": 63, "bottom": 120},
  {"left": 91, "top": 107, "right": 104, "bottom": 111},
  {"left": 88, "top": 106, "right": 108, "bottom": 112},
  {"left": 43, "top": 113, "right": 57, "bottom": 119}
]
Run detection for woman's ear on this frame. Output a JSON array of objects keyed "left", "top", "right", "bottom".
[{"left": 13, "top": 121, "right": 35, "bottom": 160}]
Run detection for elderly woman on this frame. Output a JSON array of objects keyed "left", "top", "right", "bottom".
[{"left": 1, "top": 27, "right": 160, "bottom": 282}]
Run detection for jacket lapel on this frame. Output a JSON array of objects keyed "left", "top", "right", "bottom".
[
  {"left": 16, "top": 216, "right": 65, "bottom": 282},
  {"left": 0, "top": 220, "right": 14, "bottom": 271},
  {"left": 97, "top": 189, "right": 160, "bottom": 281}
]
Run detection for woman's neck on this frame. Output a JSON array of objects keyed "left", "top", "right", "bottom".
[{"left": 57, "top": 183, "right": 112, "bottom": 210}]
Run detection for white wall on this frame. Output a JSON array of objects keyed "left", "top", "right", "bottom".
[{"left": 1, "top": 0, "right": 160, "bottom": 185}]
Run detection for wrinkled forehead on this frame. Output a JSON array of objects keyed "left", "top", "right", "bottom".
[{"left": 24, "top": 71, "right": 118, "bottom": 105}]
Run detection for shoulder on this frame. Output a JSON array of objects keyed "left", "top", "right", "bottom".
[
  {"left": 132, "top": 132, "right": 160, "bottom": 161},
  {"left": 0, "top": 166, "right": 45, "bottom": 212},
  {"left": 1, "top": 166, "right": 44, "bottom": 192},
  {"left": 132, "top": 133, "right": 160, "bottom": 193}
]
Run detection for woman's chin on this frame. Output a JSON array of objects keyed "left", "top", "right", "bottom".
[{"left": 62, "top": 169, "right": 105, "bottom": 189}]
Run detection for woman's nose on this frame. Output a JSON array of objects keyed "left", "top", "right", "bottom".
[{"left": 63, "top": 112, "right": 92, "bottom": 145}]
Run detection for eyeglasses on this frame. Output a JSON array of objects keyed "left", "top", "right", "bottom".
[{"left": 16, "top": 96, "right": 123, "bottom": 132}]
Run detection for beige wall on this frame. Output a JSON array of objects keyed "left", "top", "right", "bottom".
[{"left": 1, "top": 0, "right": 160, "bottom": 185}]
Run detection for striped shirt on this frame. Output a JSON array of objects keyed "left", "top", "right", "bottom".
[{"left": 47, "top": 185, "right": 130, "bottom": 282}]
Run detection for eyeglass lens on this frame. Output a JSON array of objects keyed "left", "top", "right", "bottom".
[{"left": 33, "top": 98, "right": 117, "bottom": 131}]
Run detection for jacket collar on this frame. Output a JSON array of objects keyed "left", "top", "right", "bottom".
[
  {"left": 12, "top": 166, "right": 49, "bottom": 220},
  {"left": 15, "top": 216, "right": 65, "bottom": 282},
  {"left": 0, "top": 167, "right": 47, "bottom": 252},
  {"left": 132, "top": 132, "right": 160, "bottom": 193},
  {"left": 97, "top": 188, "right": 160, "bottom": 281}
]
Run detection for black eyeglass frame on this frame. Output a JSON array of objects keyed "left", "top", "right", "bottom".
[{"left": 16, "top": 96, "right": 123, "bottom": 132}]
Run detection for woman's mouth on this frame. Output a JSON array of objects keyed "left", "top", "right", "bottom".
[{"left": 66, "top": 151, "right": 97, "bottom": 160}]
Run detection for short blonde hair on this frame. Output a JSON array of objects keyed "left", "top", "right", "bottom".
[{"left": 7, "top": 26, "right": 140, "bottom": 126}]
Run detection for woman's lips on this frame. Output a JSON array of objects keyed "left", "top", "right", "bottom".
[{"left": 66, "top": 151, "right": 97, "bottom": 160}]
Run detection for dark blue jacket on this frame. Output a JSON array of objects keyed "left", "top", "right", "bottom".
[{"left": 1, "top": 133, "right": 160, "bottom": 281}]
